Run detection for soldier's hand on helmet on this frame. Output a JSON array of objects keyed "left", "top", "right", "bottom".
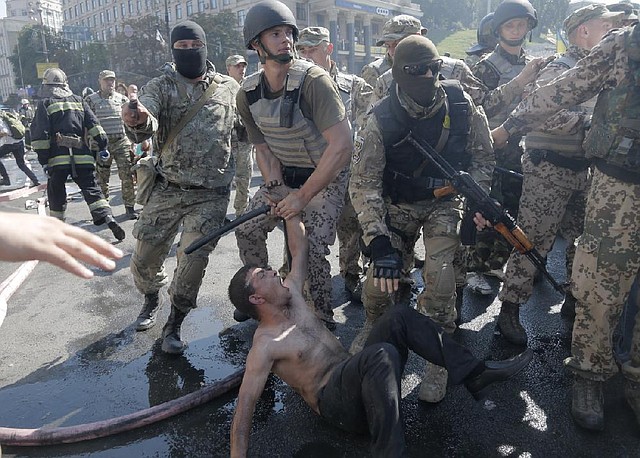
[
  {"left": 121, "top": 95, "right": 149, "bottom": 127},
  {"left": 369, "top": 235, "right": 403, "bottom": 293},
  {"left": 514, "top": 56, "right": 547, "bottom": 86},
  {"left": 275, "top": 190, "right": 308, "bottom": 220},
  {"left": 491, "top": 125, "right": 510, "bottom": 149},
  {"left": 265, "top": 180, "right": 292, "bottom": 204}
]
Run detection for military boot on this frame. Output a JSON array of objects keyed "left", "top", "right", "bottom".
[
  {"left": 497, "top": 301, "right": 528, "bottom": 346},
  {"left": 136, "top": 292, "right": 162, "bottom": 331},
  {"left": 161, "top": 305, "right": 189, "bottom": 354},
  {"left": 344, "top": 273, "right": 363, "bottom": 304},
  {"left": 624, "top": 379, "right": 640, "bottom": 428},
  {"left": 419, "top": 361, "right": 448, "bottom": 403},
  {"left": 125, "top": 206, "right": 139, "bottom": 220},
  {"left": 571, "top": 376, "right": 604, "bottom": 431},
  {"left": 105, "top": 215, "right": 126, "bottom": 241},
  {"left": 349, "top": 312, "right": 379, "bottom": 354},
  {"left": 0, "top": 177, "right": 10, "bottom": 186},
  {"left": 561, "top": 292, "right": 577, "bottom": 320}
]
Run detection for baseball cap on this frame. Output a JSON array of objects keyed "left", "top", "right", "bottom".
[
  {"left": 225, "top": 55, "right": 247, "bottom": 66},
  {"left": 563, "top": 4, "right": 625, "bottom": 35},
  {"left": 98, "top": 70, "right": 116, "bottom": 80},
  {"left": 376, "top": 15, "right": 427, "bottom": 46},
  {"left": 297, "top": 27, "right": 331, "bottom": 47}
]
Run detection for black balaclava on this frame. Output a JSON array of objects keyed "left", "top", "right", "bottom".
[
  {"left": 392, "top": 35, "right": 441, "bottom": 107},
  {"left": 171, "top": 21, "right": 208, "bottom": 79}
]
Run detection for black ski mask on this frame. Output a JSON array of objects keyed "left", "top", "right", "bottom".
[
  {"left": 171, "top": 21, "right": 208, "bottom": 79},
  {"left": 392, "top": 35, "right": 441, "bottom": 107}
]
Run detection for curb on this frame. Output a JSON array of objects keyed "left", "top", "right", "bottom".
[{"left": 0, "top": 183, "right": 47, "bottom": 202}]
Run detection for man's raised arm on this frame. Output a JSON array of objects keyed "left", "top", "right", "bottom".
[{"left": 283, "top": 215, "right": 308, "bottom": 293}]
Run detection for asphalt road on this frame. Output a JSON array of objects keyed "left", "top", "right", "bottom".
[{"left": 0, "top": 160, "right": 638, "bottom": 457}]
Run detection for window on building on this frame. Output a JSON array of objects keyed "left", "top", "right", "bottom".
[
  {"left": 198, "top": 0, "right": 204, "bottom": 12},
  {"left": 93, "top": 14, "right": 97, "bottom": 26},
  {"left": 129, "top": 0, "right": 134, "bottom": 14},
  {"left": 237, "top": 9, "right": 246, "bottom": 27},
  {"left": 372, "top": 23, "right": 380, "bottom": 35},
  {"left": 295, "top": 2, "right": 307, "bottom": 21},
  {"left": 98, "top": 0, "right": 102, "bottom": 6},
  {"left": 209, "top": 0, "right": 216, "bottom": 9},
  {"left": 186, "top": 1, "right": 193, "bottom": 15},
  {"left": 121, "top": 3, "right": 125, "bottom": 17},
  {"left": 100, "top": 11, "right": 104, "bottom": 24},
  {"left": 176, "top": 3, "right": 182, "bottom": 19},
  {"left": 105, "top": 9, "right": 110, "bottom": 21},
  {"left": 136, "top": 0, "right": 141, "bottom": 12},
  {"left": 113, "top": 6, "right": 117, "bottom": 18},
  {"left": 222, "top": 0, "right": 229, "bottom": 5}
]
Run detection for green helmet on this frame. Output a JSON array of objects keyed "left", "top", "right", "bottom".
[
  {"left": 243, "top": 0, "right": 299, "bottom": 49},
  {"left": 467, "top": 12, "right": 498, "bottom": 55},
  {"left": 42, "top": 68, "right": 68, "bottom": 86},
  {"left": 492, "top": 0, "right": 538, "bottom": 32}
]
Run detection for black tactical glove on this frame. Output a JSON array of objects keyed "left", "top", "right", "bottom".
[{"left": 369, "top": 236, "right": 402, "bottom": 281}]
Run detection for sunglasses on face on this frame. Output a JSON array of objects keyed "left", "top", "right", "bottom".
[{"left": 402, "top": 59, "right": 443, "bottom": 76}]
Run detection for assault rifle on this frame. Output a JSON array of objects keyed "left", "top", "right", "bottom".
[
  {"left": 184, "top": 204, "right": 271, "bottom": 255},
  {"left": 397, "top": 133, "right": 565, "bottom": 294}
]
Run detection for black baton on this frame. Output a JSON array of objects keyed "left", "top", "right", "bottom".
[{"left": 184, "top": 204, "right": 271, "bottom": 254}]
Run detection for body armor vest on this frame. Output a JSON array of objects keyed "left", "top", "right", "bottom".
[
  {"left": 525, "top": 52, "right": 597, "bottom": 156},
  {"left": 482, "top": 50, "right": 527, "bottom": 128},
  {"left": 583, "top": 25, "right": 640, "bottom": 174},
  {"left": 440, "top": 56, "right": 466, "bottom": 80},
  {"left": 86, "top": 92, "right": 127, "bottom": 136},
  {"left": 243, "top": 60, "right": 327, "bottom": 168},
  {"left": 374, "top": 81, "right": 470, "bottom": 203},
  {"left": 368, "top": 57, "right": 391, "bottom": 80}
]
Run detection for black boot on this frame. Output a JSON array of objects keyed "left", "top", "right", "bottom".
[
  {"left": 465, "top": 349, "right": 533, "bottom": 400},
  {"left": 125, "top": 206, "right": 139, "bottom": 220},
  {"left": 455, "top": 286, "right": 465, "bottom": 325},
  {"left": 105, "top": 215, "right": 126, "bottom": 241},
  {"left": 161, "top": 305, "right": 188, "bottom": 354},
  {"left": 136, "top": 292, "right": 162, "bottom": 331},
  {"left": 561, "top": 292, "right": 577, "bottom": 320},
  {"left": 571, "top": 376, "right": 604, "bottom": 431},
  {"left": 0, "top": 177, "right": 10, "bottom": 186},
  {"left": 497, "top": 301, "right": 528, "bottom": 345}
]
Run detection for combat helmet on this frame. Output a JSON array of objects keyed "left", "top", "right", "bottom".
[
  {"left": 467, "top": 12, "right": 498, "bottom": 55},
  {"left": 492, "top": 0, "right": 538, "bottom": 32},
  {"left": 42, "top": 68, "right": 68, "bottom": 86},
  {"left": 243, "top": 0, "right": 299, "bottom": 49}
]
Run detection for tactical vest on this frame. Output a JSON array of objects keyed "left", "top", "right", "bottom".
[
  {"left": 441, "top": 56, "right": 465, "bottom": 80},
  {"left": 86, "top": 92, "right": 127, "bottom": 136},
  {"left": 482, "top": 50, "right": 527, "bottom": 128},
  {"left": 524, "top": 52, "right": 597, "bottom": 156},
  {"left": 374, "top": 81, "right": 470, "bottom": 203},
  {"left": 243, "top": 60, "right": 326, "bottom": 168},
  {"left": 583, "top": 25, "right": 640, "bottom": 175},
  {"left": 368, "top": 57, "right": 391, "bottom": 80}
]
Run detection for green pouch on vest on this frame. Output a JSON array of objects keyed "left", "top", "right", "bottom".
[{"left": 132, "top": 156, "right": 158, "bottom": 205}]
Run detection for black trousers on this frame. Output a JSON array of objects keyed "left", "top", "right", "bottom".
[
  {"left": 47, "top": 165, "right": 112, "bottom": 224},
  {"left": 317, "top": 306, "right": 481, "bottom": 458},
  {"left": 0, "top": 141, "right": 39, "bottom": 184}
]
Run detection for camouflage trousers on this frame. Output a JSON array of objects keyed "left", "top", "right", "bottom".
[
  {"left": 499, "top": 153, "right": 589, "bottom": 304},
  {"left": 96, "top": 137, "right": 135, "bottom": 207},
  {"left": 337, "top": 188, "right": 364, "bottom": 277},
  {"left": 130, "top": 179, "right": 230, "bottom": 312},
  {"left": 232, "top": 142, "right": 253, "bottom": 216},
  {"left": 565, "top": 168, "right": 640, "bottom": 383},
  {"left": 235, "top": 169, "right": 348, "bottom": 321},
  {"left": 362, "top": 197, "right": 462, "bottom": 333}
]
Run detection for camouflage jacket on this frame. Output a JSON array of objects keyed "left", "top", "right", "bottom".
[
  {"left": 503, "top": 29, "right": 633, "bottom": 137},
  {"left": 360, "top": 54, "right": 392, "bottom": 87},
  {"left": 349, "top": 86, "right": 495, "bottom": 245},
  {"left": 126, "top": 61, "right": 239, "bottom": 189},
  {"left": 372, "top": 55, "right": 529, "bottom": 119},
  {"left": 329, "top": 61, "right": 373, "bottom": 134}
]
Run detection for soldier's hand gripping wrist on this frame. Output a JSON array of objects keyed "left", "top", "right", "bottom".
[
  {"left": 265, "top": 180, "right": 292, "bottom": 204},
  {"left": 369, "top": 235, "right": 403, "bottom": 293}
]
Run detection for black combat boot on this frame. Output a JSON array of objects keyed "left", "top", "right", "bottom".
[
  {"left": 561, "top": 292, "right": 577, "bottom": 320},
  {"left": 497, "top": 301, "right": 528, "bottom": 346},
  {"left": 125, "top": 206, "right": 139, "bottom": 220},
  {"left": 571, "top": 376, "right": 604, "bottom": 431},
  {"left": 105, "top": 215, "right": 126, "bottom": 241},
  {"left": 161, "top": 305, "right": 189, "bottom": 354},
  {"left": 136, "top": 292, "right": 162, "bottom": 331}
]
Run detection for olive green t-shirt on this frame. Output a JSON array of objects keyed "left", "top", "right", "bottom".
[{"left": 237, "top": 63, "right": 346, "bottom": 145}]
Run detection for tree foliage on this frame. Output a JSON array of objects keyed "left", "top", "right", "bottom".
[{"left": 190, "top": 10, "right": 246, "bottom": 72}]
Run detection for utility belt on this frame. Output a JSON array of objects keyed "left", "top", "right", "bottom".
[
  {"left": 594, "top": 159, "right": 640, "bottom": 185},
  {"left": 528, "top": 149, "right": 591, "bottom": 172},
  {"left": 282, "top": 166, "right": 315, "bottom": 189},
  {"left": 158, "top": 175, "right": 229, "bottom": 193},
  {"left": 383, "top": 170, "right": 449, "bottom": 203}
]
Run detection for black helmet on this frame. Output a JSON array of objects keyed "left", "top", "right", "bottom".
[
  {"left": 243, "top": 0, "right": 299, "bottom": 49},
  {"left": 466, "top": 12, "right": 498, "bottom": 55},
  {"left": 492, "top": 0, "right": 538, "bottom": 32}
]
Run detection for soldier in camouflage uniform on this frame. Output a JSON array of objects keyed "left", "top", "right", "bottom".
[
  {"left": 235, "top": 1, "right": 353, "bottom": 328},
  {"left": 226, "top": 54, "right": 254, "bottom": 217},
  {"left": 493, "top": 19, "right": 640, "bottom": 432},
  {"left": 360, "top": 15, "right": 427, "bottom": 88},
  {"left": 468, "top": 0, "right": 537, "bottom": 301},
  {"left": 85, "top": 70, "right": 137, "bottom": 219},
  {"left": 297, "top": 26, "right": 373, "bottom": 302},
  {"left": 465, "top": 12, "right": 499, "bottom": 69},
  {"left": 349, "top": 36, "right": 494, "bottom": 403},
  {"left": 122, "top": 21, "right": 238, "bottom": 354},
  {"left": 496, "top": 5, "right": 623, "bottom": 346}
]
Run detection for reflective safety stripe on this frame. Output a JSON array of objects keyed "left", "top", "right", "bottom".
[
  {"left": 88, "top": 125, "right": 106, "bottom": 138},
  {"left": 524, "top": 131, "right": 585, "bottom": 154},
  {"left": 32, "top": 139, "right": 50, "bottom": 149},
  {"left": 48, "top": 154, "right": 95, "bottom": 167},
  {"left": 46, "top": 101, "right": 84, "bottom": 116},
  {"left": 49, "top": 209, "right": 65, "bottom": 219},
  {"left": 88, "top": 199, "right": 109, "bottom": 211}
]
